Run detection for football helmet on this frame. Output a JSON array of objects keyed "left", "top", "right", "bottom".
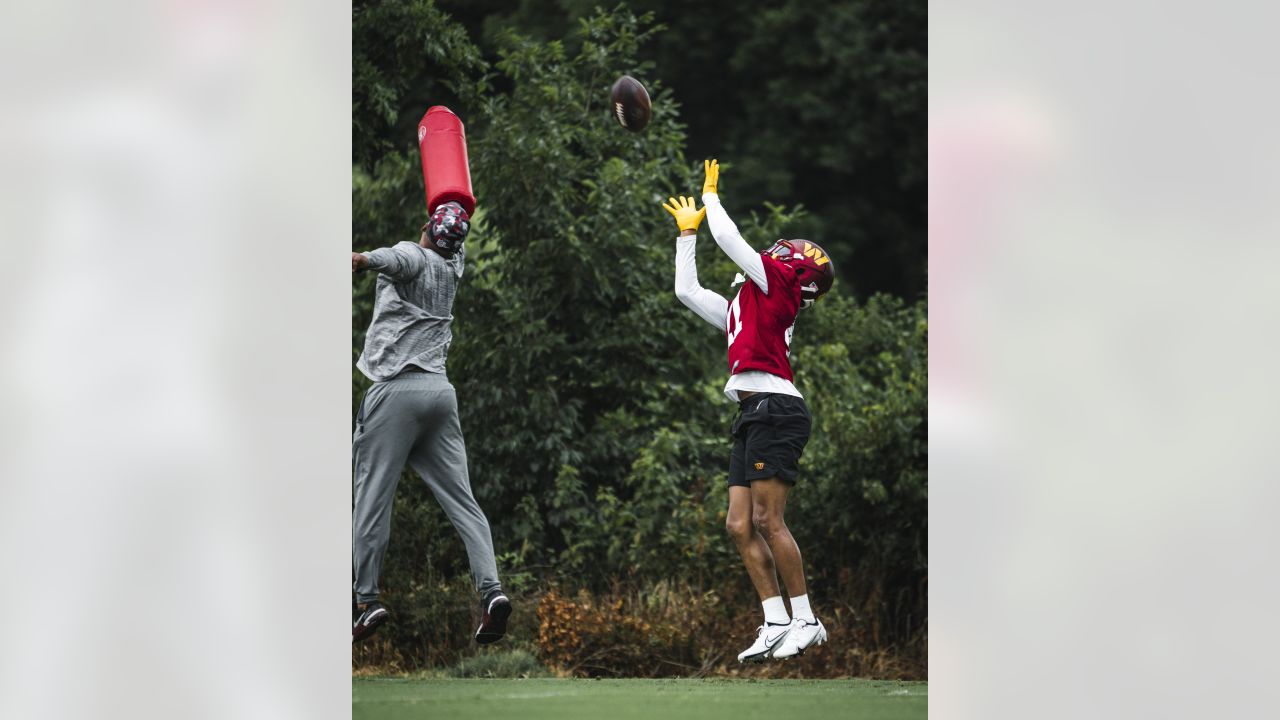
[
  {"left": 766, "top": 239, "right": 835, "bottom": 307},
  {"left": 424, "top": 201, "right": 470, "bottom": 255}
]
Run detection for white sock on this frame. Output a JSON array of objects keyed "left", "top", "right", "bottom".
[
  {"left": 790, "top": 594, "right": 815, "bottom": 622},
  {"left": 762, "top": 596, "right": 790, "bottom": 625}
]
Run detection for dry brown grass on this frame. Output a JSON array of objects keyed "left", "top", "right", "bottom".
[{"left": 534, "top": 582, "right": 925, "bottom": 679}]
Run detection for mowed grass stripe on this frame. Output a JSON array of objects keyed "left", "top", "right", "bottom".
[{"left": 353, "top": 678, "right": 927, "bottom": 720}]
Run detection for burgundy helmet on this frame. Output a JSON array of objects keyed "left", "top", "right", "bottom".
[
  {"left": 424, "top": 201, "right": 470, "bottom": 255},
  {"left": 766, "top": 239, "right": 835, "bottom": 307}
]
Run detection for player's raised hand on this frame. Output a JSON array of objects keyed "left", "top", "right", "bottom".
[
  {"left": 662, "top": 195, "right": 706, "bottom": 234},
  {"left": 352, "top": 252, "right": 368, "bottom": 273},
  {"left": 702, "top": 159, "right": 720, "bottom": 196}
]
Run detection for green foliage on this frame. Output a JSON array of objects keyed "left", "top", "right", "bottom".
[
  {"left": 447, "top": 7, "right": 714, "bottom": 563},
  {"left": 720, "top": 0, "right": 927, "bottom": 297},
  {"left": 353, "top": 0, "right": 487, "bottom": 168},
  {"left": 352, "top": 3, "right": 927, "bottom": 677},
  {"left": 791, "top": 294, "right": 928, "bottom": 645},
  {"left": 436, "top": 0, "right": 927, "bottom": 297}
]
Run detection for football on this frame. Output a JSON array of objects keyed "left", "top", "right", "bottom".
[{"left": 609, "top": 75, "right": 651, "bottom": 132}]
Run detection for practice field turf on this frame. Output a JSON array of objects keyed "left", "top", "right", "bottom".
[{"left": 353, "top": 677, "right": 927, "bottom": 720}]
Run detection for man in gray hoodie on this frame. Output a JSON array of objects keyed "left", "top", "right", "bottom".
[{"left": 350, "top": 201, "right": 510, "bottom": 644}]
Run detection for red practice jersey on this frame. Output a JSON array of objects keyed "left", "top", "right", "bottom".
[{"left": 725, "top": 254, "right": 802, "bottom": 381}]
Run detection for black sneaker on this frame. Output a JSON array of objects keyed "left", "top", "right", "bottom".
[
  {"left": 474, "top": 592, "right": 511, "bottom": 644},
  {"left": 353, "top": 601, "right": 389, "bottom": 644}
]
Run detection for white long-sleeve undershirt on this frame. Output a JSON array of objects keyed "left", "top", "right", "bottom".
[
  {"left": 703, "top": 192, "right": 768, "bottom": 293},
  {"left": 674, "top": 235, "right": 727, "bottom": 330}
]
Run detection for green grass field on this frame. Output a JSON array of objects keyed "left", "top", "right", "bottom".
[{"left": 353, "top": 677, "right": 927, "bottom": 720}]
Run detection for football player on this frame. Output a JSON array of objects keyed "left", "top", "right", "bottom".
[
  {"left": 662, "top": 160, "right": 835, "bottom": 662},
  {"left": 350, "top": 201, "right": 511, "bottom": 645}
]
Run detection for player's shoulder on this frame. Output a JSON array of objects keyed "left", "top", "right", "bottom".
[
  {"left": 382, "top": 242, "right": 440, "bottom": 283},
  {"left": 392, "top": 240, "right": 427, "bottom": 255},
  {"left": 760, "top": 253, "right": 800, "bottom": 287}
]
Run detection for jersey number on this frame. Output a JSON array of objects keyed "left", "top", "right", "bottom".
[
  {"left": 727, "top": 292, "right": 796, "bottom": 358},
  {"left": 726, "top": 294, "right": 742, "bottom": 347}
]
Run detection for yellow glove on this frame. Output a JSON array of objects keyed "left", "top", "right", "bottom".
[
  {"left": 662, "top": 195, "right": 706, "bottom": 233},
  {"left": 702, "top": 158, "right": 720, "bottom": 196}
]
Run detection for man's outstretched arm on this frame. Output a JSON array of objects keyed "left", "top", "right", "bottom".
[
  {"left": 663, "top": 195, "right": 728, "bottom": 331},
  {"left": 675, "top": 233, "right": 729, "bottom": 331},
  {"left": 351, "top": 241, "right": 426, "bottom": 281},
  {"left": 700, "top": 159, "right": 769, "bottom": 294}
]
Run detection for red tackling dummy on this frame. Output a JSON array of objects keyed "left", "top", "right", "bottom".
[{"left": 417, "top": 106, "right": 476, "bottom": 216}]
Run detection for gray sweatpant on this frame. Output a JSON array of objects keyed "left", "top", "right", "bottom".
[{"left": 352, "top": 371, "right": 501, "bottom": 603}]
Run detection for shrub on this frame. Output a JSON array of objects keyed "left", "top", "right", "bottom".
[
  {"left": 448, "top": 649, "right": 550, "bottom": 678},
  {"left": 536, "top": 585, "right": 722, "bottom": 677}
]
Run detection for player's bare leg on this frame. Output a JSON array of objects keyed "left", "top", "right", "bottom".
[
  {"left": 726, "top": 486, "right": 781, "bottom": 600},
  {"left": 749, "top": 478, "right": 806, "bottom": 597},
  {"left": 729, "top": 485, "right": 794, "bottom": 662},
  {"left": 752, "top": 477, "right": 827, "bottom": 658}
]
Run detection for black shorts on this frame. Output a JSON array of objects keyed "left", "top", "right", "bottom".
[{"left": 727, "top": 393, "right": 813, "bottom": 487}]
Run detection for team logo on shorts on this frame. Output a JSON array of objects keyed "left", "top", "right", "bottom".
[{"left": 754, "top": 462, "right": 765, "bottom": 470}]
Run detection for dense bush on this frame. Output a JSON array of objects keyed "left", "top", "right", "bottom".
[{"left": 353, "top": 2, "right": 926, "bottom": 679}]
